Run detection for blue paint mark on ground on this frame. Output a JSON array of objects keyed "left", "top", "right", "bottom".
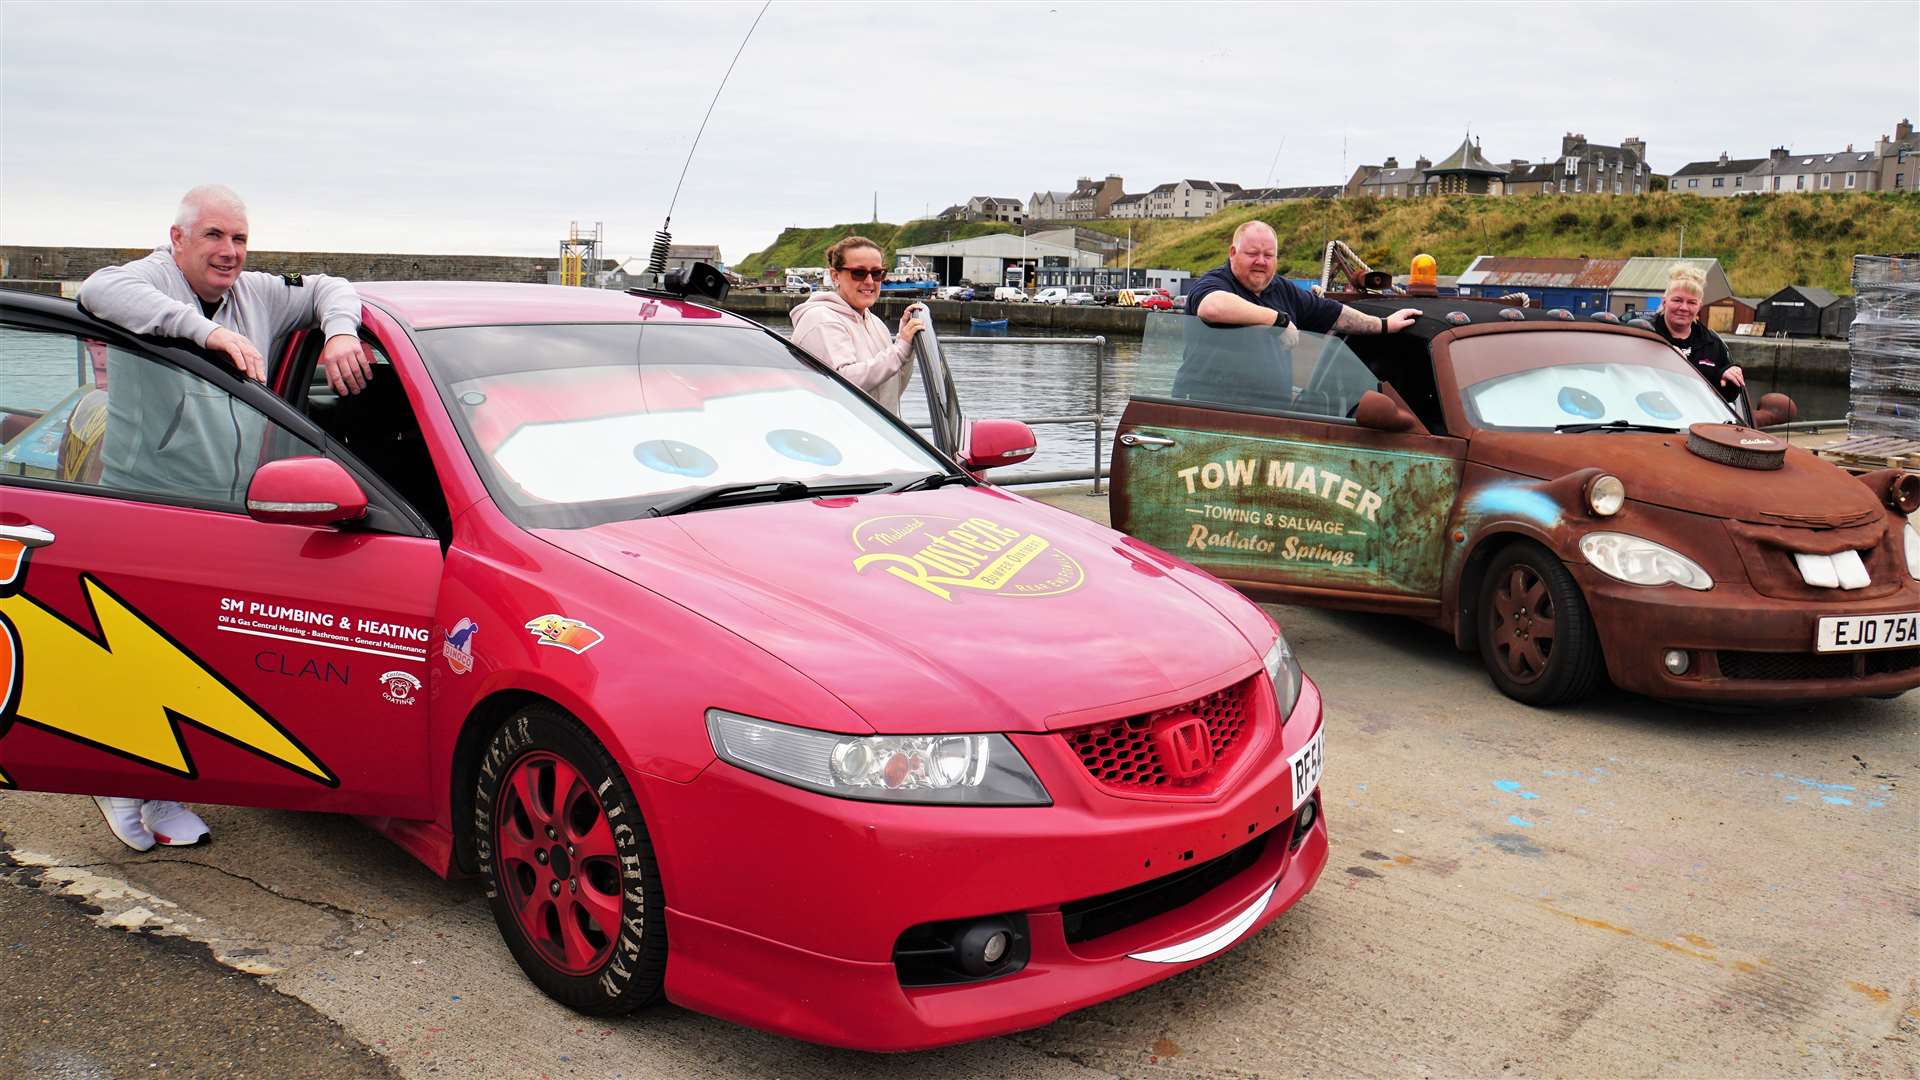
[
  {"left": 1822, "top": 795, "right": 1854, "bottom": 806},
  {"left": 1788, "top": 776, "right": 1856, "bottom": 792},
  {"left": 1494, "top": 780, "right": 1541, "bottom": 799},
  {"left": 1508, "top": 815, "right": 1534, "bottom": 828},
  {"left": 1868, "top": 800, "right": 1887, "bottom": 808},
  {"left": 1783, "top": 794, "right": 1799, "bottom": 802}
]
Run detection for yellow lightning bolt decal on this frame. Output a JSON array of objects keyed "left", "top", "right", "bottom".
[{"left": 0, "top": 576, "right": 333, "bottom": 784}]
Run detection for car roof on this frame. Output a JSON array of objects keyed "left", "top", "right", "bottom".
[
  {"left": 1339, "top": 293, "right": 1660, "bottom": 342},
  {"left": 356, "top": 281, "right": 755, "bottom": 331}
]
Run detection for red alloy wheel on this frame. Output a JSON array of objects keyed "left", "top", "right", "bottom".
[
  {"left": 494, "top": 750, "right": 625, "bottom": 976},
  {"left": 1488, "top": 562, "right": 1556, "bottom": 684}
]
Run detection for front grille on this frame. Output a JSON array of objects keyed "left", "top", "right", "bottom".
[
  {"left": 1060, "top": 831, "right": 1271, "bottom": 945},
  {"left": 1718, "top": 648, "right": 1920, "bottom": 681},
  {"left": 1061, "top": 676, "right": 1256, "bottom": 794}
]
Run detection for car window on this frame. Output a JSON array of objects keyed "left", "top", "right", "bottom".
[
  {"left": 0, "top": 323, "right": 321, "bottom": 509},
  {"left": 413, "top": 323, "right": 948, "bottom": 528},
  {"left": 296, "top": 333, "right": 451, "bottom": 540},
  {"left": 1136, "top": 316, "right": 1378, "bottom": 420},
  {"left": 1450, "top": 330, "right": 1739, "bottom": 431}
]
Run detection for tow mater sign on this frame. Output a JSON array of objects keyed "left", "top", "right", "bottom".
[{"left": 1133, "top": 430, "right": 1458, "bottom": 596}]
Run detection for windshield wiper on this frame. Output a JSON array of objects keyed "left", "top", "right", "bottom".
[
  {"left": 883, "top": 471, "right": 972, "bottom": 494},
  {"left": 1554, "top": 420, "right": 1681, "bottom": 434},
  {"left": 649, "top": 480, "right": 889, "bottom": 517}
]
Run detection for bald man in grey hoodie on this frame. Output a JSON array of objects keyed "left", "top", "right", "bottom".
[{"left": 74, "top": 183, "right": 372, "bottom": 851}]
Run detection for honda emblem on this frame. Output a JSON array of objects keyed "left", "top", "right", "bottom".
[{"left": 1155, "top": 716, "right": 1215, "bottom": 780}]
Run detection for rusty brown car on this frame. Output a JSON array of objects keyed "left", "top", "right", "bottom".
[{"left": 1111, "top": 276, "right": 1920, "bottom": 707}]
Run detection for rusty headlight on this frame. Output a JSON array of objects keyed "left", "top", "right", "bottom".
[{"left": 1585, "top": 474, "right": 1626, "bottom": 517}]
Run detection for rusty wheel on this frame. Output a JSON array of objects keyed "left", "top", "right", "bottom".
[{"left": 1477, "top": 543, "right": 1603, "bottom": 706}]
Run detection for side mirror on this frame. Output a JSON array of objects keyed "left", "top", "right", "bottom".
[
  {"left": 959, "top": 419, "right": 1037, "bottom": 471},
  {"left": 1751, "top": 392, "right": 1798, "bottom": 429},
  {"left": 1353, "top": 390, "right": 1416, "bottom": 433},
  {"left": 246, "top": 456, "right": 368, "bottom": 526}
]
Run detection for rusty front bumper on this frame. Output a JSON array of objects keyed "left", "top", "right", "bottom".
[{"left": 1571, "top": 565, "right": 1920, "bottom": 703}]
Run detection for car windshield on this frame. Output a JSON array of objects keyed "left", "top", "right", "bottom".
[
  {"left": 1449, "top": 330, "right": 1737, "bottom": 431},
  {"left": 1136, "top": 313, "right": 1380, "bottom": 421},
  {"left": 415, "top": 323, "right": 945, "bottom": 528}
]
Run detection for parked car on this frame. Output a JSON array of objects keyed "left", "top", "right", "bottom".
[
  {"left": 1031, "top": 287, "right": 1069, "bottom": 305},
  {"left": 0, "top": 283, "right": 1328, "bottom": 1050},
  {"left": 1111, "top": 292, "right": 1920, "bottom": 707},
  {"left": 1089, "top": 287, "right": 1122, "bottom": 306},
  {"left": 1064, "top": 291, "right": 1096, "bottom": 306},
  {"left": 1131, "top": 289, "right": 1175, "bottom": 311},
  {"left": 934, "top": 285, "right": 975, "bottom": 302},
  {"left": 992, "top": 286, "right": 1029, "bottom": 303}
]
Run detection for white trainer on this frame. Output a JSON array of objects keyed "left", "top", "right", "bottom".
[
  {"left": 92, "top": 796, "right": 156, "bottom": 852},
  {"left": 142, "top": 801, "right": 210, "bottom": 847}
]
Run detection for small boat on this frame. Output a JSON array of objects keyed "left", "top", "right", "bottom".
[{"left": 969, "top": 317, "right": 1009, "bottom": 331}]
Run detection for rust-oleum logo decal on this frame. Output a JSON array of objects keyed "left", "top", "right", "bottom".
[{"left": 851, "top": 515, "right": 1085, "bottom": 601}]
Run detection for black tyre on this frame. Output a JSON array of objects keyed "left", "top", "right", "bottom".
[
  {"left": 473, "top": 704, "right": 666, "bottom": 1014},
  {"left": 1477, "top": 543, "right": 1604, "bottom": 706}
]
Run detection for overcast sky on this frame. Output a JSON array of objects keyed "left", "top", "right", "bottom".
[{"left": 3, "top": 1, "right": 1916, "bottom": 266}]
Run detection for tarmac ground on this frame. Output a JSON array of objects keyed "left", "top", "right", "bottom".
[{"left": 0, "top": 480, "right": 1914, "bottom": 1079}]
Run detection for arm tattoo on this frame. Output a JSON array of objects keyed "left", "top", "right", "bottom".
[{"left": 1333, "top": 305, "right": 1382, "bottom": 334}]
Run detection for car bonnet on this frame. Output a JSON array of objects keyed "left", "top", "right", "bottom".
[
  {"left": 1468, "top": 430, "right": 1885, "bottom": 528},
  {"left": 536, "top": 486, "right": 1266, "bottom": 735}
]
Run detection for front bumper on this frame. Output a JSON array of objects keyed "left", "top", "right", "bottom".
[
  {"left": 1573, "top": 567, "right": 1920, "bottom": 702},
  {"left": 640, "top": 678, "right": 1328, "bottom": 1051}
]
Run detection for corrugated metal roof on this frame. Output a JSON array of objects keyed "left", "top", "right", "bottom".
[
  {"left": 1456, "top": 256, "right": 1627, "bottom": 289},
  {"left": 1610, "top": 257, "right": 1723, "bottom": 292}
]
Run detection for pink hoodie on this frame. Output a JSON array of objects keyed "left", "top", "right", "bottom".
[{"left": 788, "top": 291, "right": 915, "bottom": 414}]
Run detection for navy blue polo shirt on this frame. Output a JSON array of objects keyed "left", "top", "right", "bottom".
[{"left": 1185, "top": 263, "right": 1344, "bottom": 333}]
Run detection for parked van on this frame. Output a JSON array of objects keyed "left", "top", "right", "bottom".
[{"left": 993, "top": 287, "right": 1030, "bottom": 302}]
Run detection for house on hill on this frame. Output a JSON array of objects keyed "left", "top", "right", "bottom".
[
  {"left": 1672, "top": 152, "right": 1769, "bottom": 196},
  {"left": 1423, "top": 136, "right": 1507, "bottom": 195}
]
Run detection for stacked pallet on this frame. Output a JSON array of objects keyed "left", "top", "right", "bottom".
[
  {"left": 1815, "top": 434, "right": 1920, "bottom": 472},
  {"left": 1848, "top": 254, "right": 1920, "bottom": 437}
]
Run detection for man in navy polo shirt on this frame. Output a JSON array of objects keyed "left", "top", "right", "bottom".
[{"left": 1174, "top": 221, "right": 1420, "bottom": 407}]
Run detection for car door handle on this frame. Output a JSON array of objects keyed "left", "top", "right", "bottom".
[
  {"left": 1119, "top": 432, "right": 1177, "bottom": 450},
  {"left": 0, "top": 523, "right": 55, "bottom": 548}
]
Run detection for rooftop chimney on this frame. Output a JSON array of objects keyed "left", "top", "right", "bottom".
[
  {"left": 1416, "top": 156, "right": 1432, "bottom": 170},
  {"left": 1383, "top": 156, "right": 1399, "bottom": 169},
  {"left": 1899, "top": 118, "right": 1914, "bottom": 141},
  {"left": 1769, "top": 146, "right": 1790, "bottom": 163},
  {"left": 1717, "top": 151, "right": 1729, "bottom": 165}
]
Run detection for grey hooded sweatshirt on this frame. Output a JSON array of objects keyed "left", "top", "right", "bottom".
[{"left": 76, "top": 246, "right": 360, "bottom": 505}]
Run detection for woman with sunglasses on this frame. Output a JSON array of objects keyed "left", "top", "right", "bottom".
[{"left": 789, "top": 235, "right": 925, "bottom": 414}]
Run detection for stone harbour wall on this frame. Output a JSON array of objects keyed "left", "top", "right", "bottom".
[{"left": 0, "top": 245, "right": 604, "bottom": 285}]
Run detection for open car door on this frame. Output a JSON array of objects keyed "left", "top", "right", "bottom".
[{"left": 1110, "top": 316, "right": 1466, "bottom": 617}]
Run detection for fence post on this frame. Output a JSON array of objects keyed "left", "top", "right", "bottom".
[{"left": 1091, "top": 335, "right": 1106, "bottom": 495}]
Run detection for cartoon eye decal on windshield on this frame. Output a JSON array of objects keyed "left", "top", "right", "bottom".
[
  {"left": 1635, "top": 390, "right": 1681, "bottom": 421},
  {"left": 1557, "top": 386, "right": 1605, "bottom": 420},
  {"left": 766, "top": 429, "right": 842, "bottom": 466},
  {"left": 634, "top": 439, "right": 718, "bottom": 477}
]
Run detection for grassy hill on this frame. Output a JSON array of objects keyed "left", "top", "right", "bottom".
[
  {"left": 735, "top": 220, "right": 1019, "bottom": 276},
  {"left": 1081, "top": 191, "right": 1920, "bottom": 297},
  {"left": 744, "top": 193, "right": 1920, "bottom": 296}
]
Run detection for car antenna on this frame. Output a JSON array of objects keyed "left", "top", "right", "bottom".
[{"left": 643, "top": 1, "right": 773, "bottom": 285}]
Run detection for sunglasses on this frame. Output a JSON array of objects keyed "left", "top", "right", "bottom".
[{"left": 837, "top": 266, "right": 888, "bottom": 282}]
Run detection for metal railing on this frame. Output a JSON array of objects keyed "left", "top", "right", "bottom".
[{"left": 923, "top": 334, "right": 1114, "bottom": 493}]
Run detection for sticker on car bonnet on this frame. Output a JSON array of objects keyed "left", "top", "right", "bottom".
[{"left": 850, "top": 514, "right": 1085, "bottom": 601}]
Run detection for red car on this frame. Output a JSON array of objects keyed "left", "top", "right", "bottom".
[
  {"left": 0, "top": 282, "right": 1326, "bottom": 1050},
  {"left": 1134, "top": 289, "right": 1175, "bottom": 311}
]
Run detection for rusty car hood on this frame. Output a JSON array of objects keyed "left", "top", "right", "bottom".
[{"left": 1467, "top": 430, "right": 1884, "bottom": 529}]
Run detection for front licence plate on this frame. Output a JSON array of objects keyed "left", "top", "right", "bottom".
[
  {"left": 1816, "top": 611, "right": 1920, "bottom": 653},
  {"left": 1287, "top": 727, "right": 1325, "bottom": 812}
]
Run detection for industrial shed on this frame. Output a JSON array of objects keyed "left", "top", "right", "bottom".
[
  {"left": 1756, "top": 285, "right": 1839, "bottom": 338},
  {"left": 1455, "top": 256, "right": 1625, "bottom": 315}
]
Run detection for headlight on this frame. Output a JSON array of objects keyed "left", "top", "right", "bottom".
[
  {"left": 705, "top": 710, "right": 1051, "bottom": 805},
  {"left": 1579, "top": 532, "right": 1713, "bottom": 590},
  {"left": 1263, "top": 633, "right": 1304, "bottom": 724},
  {"left": 1905, "top": 521, "right": 1920, "bottom": 582},
  {"left": 1585, "top": 474, "right": 1625, "bottom": 516}
]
